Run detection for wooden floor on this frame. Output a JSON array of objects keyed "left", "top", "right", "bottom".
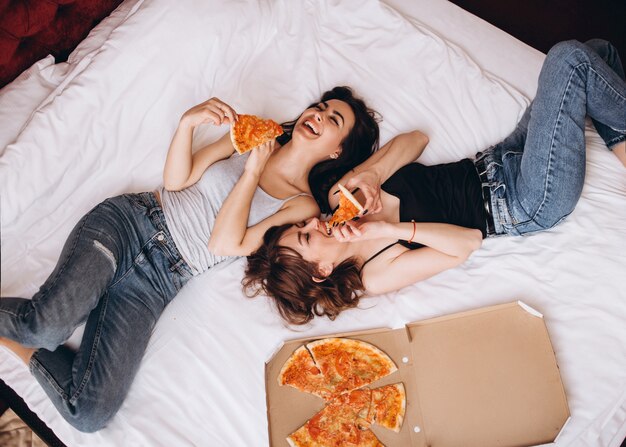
[
  {"left": 0, "top": 380, "right": 66, "bottom": 447},
  {"left": 0, "top": 408, "right": 46, "bottom": 447}
]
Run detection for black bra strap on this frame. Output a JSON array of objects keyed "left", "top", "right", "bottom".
[{"left": 360, "top": 242, "right": 399, "bottom": 273}]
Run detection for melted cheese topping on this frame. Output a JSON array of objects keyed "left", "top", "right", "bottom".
[{"left": 231, "top": 114, "right": 283, "bottom": 154}]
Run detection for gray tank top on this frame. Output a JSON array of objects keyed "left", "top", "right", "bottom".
[{"left": 159, "top": 152, "right": 306, "bottom": 275}]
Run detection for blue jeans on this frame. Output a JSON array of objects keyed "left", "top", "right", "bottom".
[
  {"left": 0, "top": 193, "right": 193, "bottom": 432},
  {"left": 476, "top": 39, "right": 626, "bottom": 236}
]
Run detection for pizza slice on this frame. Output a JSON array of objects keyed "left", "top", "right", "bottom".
[
  {"left": 306, "top": 338, "right": 397, "bottom": 399},
  {"left": 287, "top": 388, "right": 384, "bottom": 447},
  {"left": 369, "top": 383, "right": 406, "bottom": 432},
  {"left": 327, "top": 184, "right": 364, "bottom": 229},
  {"left": 230, "top": 114, "right": 283, "bottom": 154},
  {"left": 277, "top": 345, "right": 333, "bottom": 400}
]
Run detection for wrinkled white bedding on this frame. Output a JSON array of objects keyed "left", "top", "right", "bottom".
[{"left": 1, "top": 0, "right": 624, "bottom": 446}]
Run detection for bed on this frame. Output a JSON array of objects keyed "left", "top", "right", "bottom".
[{"left": 1, "top": 0, "right": 625, "bottom": 446}]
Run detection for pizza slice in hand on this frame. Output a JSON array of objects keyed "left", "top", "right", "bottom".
[
  {"left": 326, "top": 184, "right": 364, "bottom": 229},
  {"left": 230, "top": 114, "right": 284, "bottom": 154}
]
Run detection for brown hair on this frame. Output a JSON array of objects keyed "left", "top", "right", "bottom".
[
  {"left": 277, "top": 86, "right": 380, "bottom": 214},
  {"left": 243, "top": 224, "right": 365, "bottom": 325}
]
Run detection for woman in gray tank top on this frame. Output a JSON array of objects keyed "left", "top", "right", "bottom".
[{"left": 0, "top": 86, "right": 407, "bottom": 432}]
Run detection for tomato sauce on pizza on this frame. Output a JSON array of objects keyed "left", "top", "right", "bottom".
[
  {"left": 230, "top": 114, "right": 283, "bottom": 154},
  {"left": 279, "top": 337, "right": 406, "bottom": 447}
]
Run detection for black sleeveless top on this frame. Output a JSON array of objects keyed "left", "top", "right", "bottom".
[
  {"left": 381, "top": 158, "right": 486, "bottom": 247},
  {"left": 360, "top": 159, "right": 487, "bottom": 271}
]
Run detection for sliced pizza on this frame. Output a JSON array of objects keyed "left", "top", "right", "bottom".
[
  {"left": 230, "top": 114, "right": 283, "bottom": 154},
  {"left": 287, "top": 389, "right": 384, "bottom": 447},
  {"left": 277, "top": 345, "right": 333, "bottom": 400},
  {"left": 327, "top": 184, "right": 364, "bottom": 228},
  {"left": 369, "top": 383, "right": 406, "bottom": 432},
  {"left": 306, "top": 338, "right": 397, "bottom": 399}
]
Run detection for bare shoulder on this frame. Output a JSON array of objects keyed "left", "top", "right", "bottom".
[
  {"left": 272, "top": 194, "right": 319, "bottom": 225},
  {"left": 360, "top": 243, "right": 409, "bottom": 291},
  {"left": 283, "top": 193, "right": 319, "bottom": 212},
  {"left": 361, "top": 245, "right": 460, "bottom": 295}
]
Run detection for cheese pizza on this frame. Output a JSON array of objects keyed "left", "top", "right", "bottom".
[
  {"left": 278, "top": 346, "right": 333, "bottom": 400},
  {"left": 327, "top": 184, "right": 364, "bottom": 228},
  {"left": 287, "top": 389, "right": 383, "bottom": 447},
  {"left": 306, "top": 338, "right": 397, "bottom": 398},
  {"left": 279, "top": 338, "right": 397, "bottom": 400},
  {"left": 229, "top": 114, "right": 283, "bottom": 154},
  {"left": 279, "top": 337, "right": 405, "bottom": 446},
  {"left": 369, "top": 383, "right": 406, "bottom": 432}
]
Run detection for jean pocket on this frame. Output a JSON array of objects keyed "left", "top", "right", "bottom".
[{"left": 124, "top": 194, "right": 148, "bottom": 211}]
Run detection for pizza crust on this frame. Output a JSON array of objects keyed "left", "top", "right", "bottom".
[
  {"left": 287, "top": 389, "right": 384, "bottom": 447},
  {"left": 306, "top": 338, "right": 398, "bottom": 386},
  {"left": 279, "top": 338, "right": 404, "bottom": 445},
  {"left": 278, "top": 345, "right": 331, "bottom": 399},
  {"left": 337, "top": 184, "right": 365, "bottom": 212},
  {"left": 229, "top": 124, "right": 239, "bottom": 152},
  {"left": 229, "top": 114, "right": 283, "bottom": 154},
  {"left": 328, "top": 184, "right": 364, "bottom": 226},
  {"left": 371, "top": 383, "right": 406, "bottom": 432}
]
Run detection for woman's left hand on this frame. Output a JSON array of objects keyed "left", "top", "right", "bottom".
[{"left": 244, "top": 139, "right": 278, "bottom": 177}]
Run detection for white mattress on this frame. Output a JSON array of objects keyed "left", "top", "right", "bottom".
[{"left": 1, "top": 0, "right": 624, "bottom": 446}]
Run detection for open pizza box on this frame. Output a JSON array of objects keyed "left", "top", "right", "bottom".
[{"left": 265, "top": 301, "right": 570, "bottom": 446}]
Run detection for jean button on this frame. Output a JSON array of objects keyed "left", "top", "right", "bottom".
[{"left": 157, "top": 234, "right": 165, "bottom": 242}]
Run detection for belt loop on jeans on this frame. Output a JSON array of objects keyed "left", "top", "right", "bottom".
[
  {"left": 139, "top": 192, "right": 165, "bottom": 233},
  {"left": 140, "top": 192, "right": 191, "bottom": 275},
  {"left": 473, "top": 157, "right": 497, "bottom": 236}
]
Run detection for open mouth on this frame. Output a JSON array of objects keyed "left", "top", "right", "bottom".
[
  {"left": 323, "top": 221, "right": 332, "bottom": 236},
  {"left": 303, "top": 119, "right": 320, "bottom": 136}
]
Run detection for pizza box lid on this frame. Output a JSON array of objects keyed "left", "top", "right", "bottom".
[{"left": 264, "top": 301, "right": 570, "bottom": 446}]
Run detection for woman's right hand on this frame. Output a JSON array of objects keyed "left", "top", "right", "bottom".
[
  {"left": 332, "top": 220, "right": 390, "bottom": 242},
  {"left": 343, "top": 170, "right": 383, "bottom": 216},
  {"left": 244, "top": 139, "right": 278, "bottom": 177},
  {"left": 180, "top": 97, "right": 238, "bottom": 129}
]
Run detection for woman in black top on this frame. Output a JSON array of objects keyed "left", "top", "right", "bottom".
[
  {"left": 244, "top": 130, "right": 485, "bottom": 324},
  {"left": 243, "top": 39, "right": 626, "bottom": 325}
]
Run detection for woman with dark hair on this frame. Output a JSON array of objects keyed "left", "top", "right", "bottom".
[
  {"left": 244, "top": 39, "right": 626, "bottom": 326},
  {"left": 0, "top": 86, "right": 386, "bottom": 432},
  {"left": 275, "top": 87, "right": 385, "bottom": 214}
]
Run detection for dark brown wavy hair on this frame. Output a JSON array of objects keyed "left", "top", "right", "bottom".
[
  {"left": 277, "top": 86, "right": 380, "bottom": 214},
  {"left": 243, "top": 223, "right": 365, "bottom": 325}
]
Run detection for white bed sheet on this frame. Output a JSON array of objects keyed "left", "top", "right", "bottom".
[
  {"left": 1, "top": 1, "right": 624, "bottom": 446},
  {"left": 0, "top": 0, "right": 143, "bottom": 155}
]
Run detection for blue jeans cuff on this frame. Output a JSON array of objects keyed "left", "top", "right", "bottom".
[{"left": 607, "top": 134, "right": 626, "bottom": 149}]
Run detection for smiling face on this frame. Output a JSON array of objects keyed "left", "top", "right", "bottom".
[
  {"left": 292, "top": 100, "right": 356, "bottom": 157},
  {"left": 279, "top": 217, "right": 340, "bottom": 271}
]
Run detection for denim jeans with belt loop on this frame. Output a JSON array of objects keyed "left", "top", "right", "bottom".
[
  {"left": 0, "top": 192, "right": 193, "bottom": 432},
  {"left": 476, "top": 39, "right": 626, "bottom": 236}
]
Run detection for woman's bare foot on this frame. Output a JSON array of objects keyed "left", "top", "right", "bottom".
[
  {"left": 0, "top": 337, "right": 36, "bottom": 365},
  {"left": 612, "top": 140, "right": 626, "bottom": 168}
]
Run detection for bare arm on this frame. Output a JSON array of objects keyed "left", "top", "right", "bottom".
[
  {"left": 340, "top": 220, "right": 482, "bottom": 294},
  {"left": 208, "top": 142, "right": 320, "bottom": 256},
  {"left": 163, "top": 98, "right": 238, "bottom": 191},
  {"left": 328, "top": 130, "right": 429, "bottom": 213}
]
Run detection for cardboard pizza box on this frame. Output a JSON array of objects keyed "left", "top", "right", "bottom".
[{"left": 265, "top": 301, "right": 570, "bottom": 447}]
